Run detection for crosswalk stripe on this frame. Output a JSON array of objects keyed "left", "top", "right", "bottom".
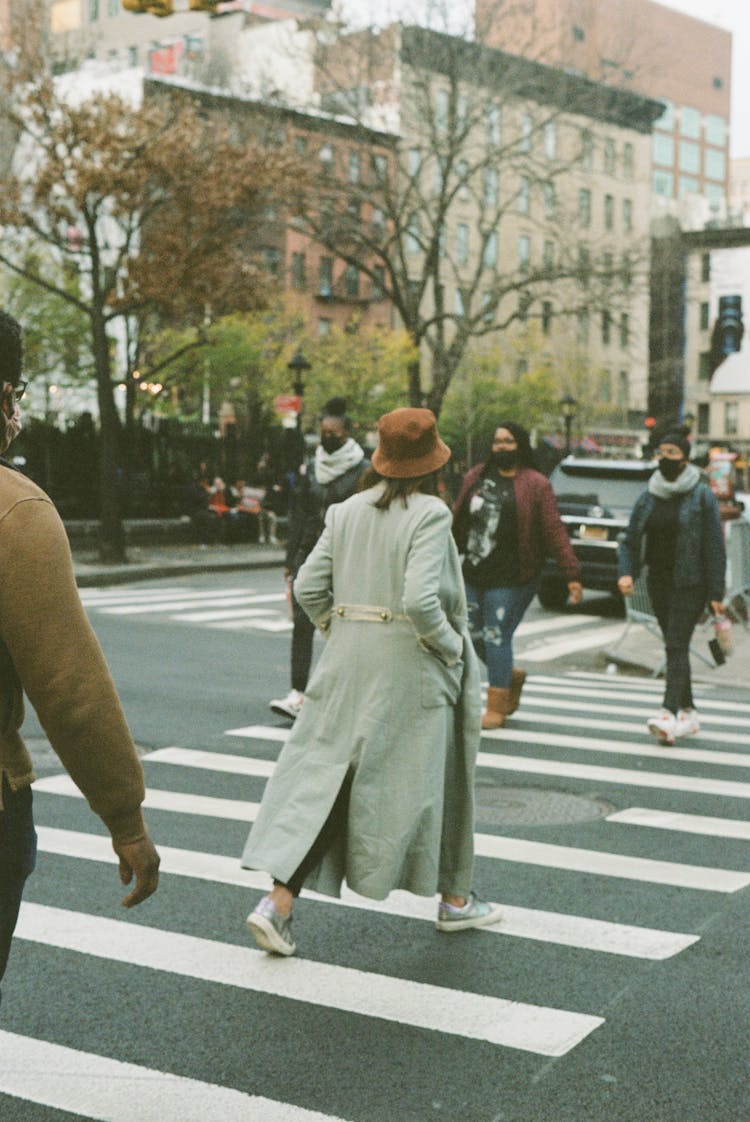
[
  {"left": 0, "top": 1030, "right": 347, "bottom": 1122},
  {"left": 15, "top": 902, "right": 604, "bottom": 1056},
  {"left": 515, "top": 615, "right": 599, "bottom": 637},
  {"left": 224, "top": 721, "right": 750, "bottom": 769},
  {"left": 98, "top": 594, "right": 284, "bottom": 616},
  {"left": 523, "top": 680, "right": 750, "bottom": 716},
  {"left": 79, "top": 587, "right": 249, "bottom": 604},
  {"left": 607, "top": 807, "right": 750, "bottom": 841},
  {"left": 37, "top": 774, "right": 745, "bottom": 891},
  {"left": 33, "top": 827, "right": 699, "bottom": 960},
  {"left": 172, "top": 602, "right": 287, "bottom": 623},
  {"left": 145, "top": 746, "right": 278, "bottom": 774},
  {"left": 514, "top": 695, "right": 750, "bottom": 734},
  {"left": 520, "top": 624, "right": 627, "bottom": 661},
  {"left": 560, "top": 672, "right": 669, "bottom": 692},
  {"left": 513, "top": 710, "right": 750, "bottom": 746},
  {"left": 211, "top": 618, "right": 293, "bottom": 632}
]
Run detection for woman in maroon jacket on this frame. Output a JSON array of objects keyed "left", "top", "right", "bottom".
[{"left": 453, "top": 422, "right": 582, "bottom": 728}]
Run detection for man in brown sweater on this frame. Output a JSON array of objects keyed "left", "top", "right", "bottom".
[{"left": 0, "top": 310, "right": 159, "bottom": 1002}]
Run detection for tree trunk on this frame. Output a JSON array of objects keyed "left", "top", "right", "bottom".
[
  {"left": 407, "top": 357, "right": 422, "bottom": 408},
  {"left": 92, "top": 310, "right": 126, "bottom": 564}
]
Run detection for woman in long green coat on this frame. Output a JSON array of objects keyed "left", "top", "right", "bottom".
[{"left": 242, "top": 408, "right": 502, "bottom": 955}]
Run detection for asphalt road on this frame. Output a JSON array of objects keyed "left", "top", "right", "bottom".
[{"left": 2, "top": 570, "right": 749, "bottom": 1122}]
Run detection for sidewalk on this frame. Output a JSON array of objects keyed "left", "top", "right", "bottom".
[{"left": 72, "top": 540, "right": 286, "bottom": 587}]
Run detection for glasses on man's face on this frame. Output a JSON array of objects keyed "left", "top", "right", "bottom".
[{"left": 2, "top": 380, "right": 26, "bottom": 402}]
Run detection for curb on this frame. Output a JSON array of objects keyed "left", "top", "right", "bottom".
[{"left": 74, "top": 553, "right": 285, "bottom": 588}]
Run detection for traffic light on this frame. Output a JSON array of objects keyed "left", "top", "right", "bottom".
[{"left": 122, "top": 0, "right": 174, "bottom": 14}]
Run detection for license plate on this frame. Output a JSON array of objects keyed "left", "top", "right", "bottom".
[{"left": 578, "top": 524, "right": 608, "bottom": 541}]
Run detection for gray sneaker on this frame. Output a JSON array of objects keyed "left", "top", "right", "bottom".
[
  {"left": 436, "top": 892, "right": 502, "bottom": 932},
  {"left": 246, "top": 895, "right": 296, "bottom": 955}
]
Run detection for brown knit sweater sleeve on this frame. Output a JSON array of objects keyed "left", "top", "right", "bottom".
[{"left": 0, "top": 497, "right": 146, "bottom": 843}]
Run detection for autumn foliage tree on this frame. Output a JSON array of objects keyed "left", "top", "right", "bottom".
[{"left": 0, "top": 33, "right": 301, "bottom": 561}]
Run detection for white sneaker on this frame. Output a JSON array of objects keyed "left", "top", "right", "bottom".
[
  {"left": 269, "top": 688, "right": 304, "bottom": 720},
  {"left": 647, "top": 710, "right": 677, "bottom": 746},
  {"left": 675, "top": 708, "right": 700, "bottom": 738}
]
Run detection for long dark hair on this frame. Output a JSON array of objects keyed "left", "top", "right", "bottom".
[
  {"left": 358, "top": 466, "right": 439, "bottom": 509},
  {"left": 484, "top": 420, "right": 535, "bottom": 470}
]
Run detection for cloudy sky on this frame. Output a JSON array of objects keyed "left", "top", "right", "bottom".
[{"left": 341, "top": 0, "right": 750, "bottom": 157}]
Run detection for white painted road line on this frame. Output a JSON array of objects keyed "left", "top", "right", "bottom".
[
  {"left": 523, "top": 680, "right": 750, "bottom": 716},
  {"left": 212, "top": 618, "right": 293, "bottom": 632},
  {"left": 34, "top": 775, "right": 262, "bottom": 822},
  {"left": 520, "top": 625, "right": 627, "bottom": 661},
  {"left": 513, "top": 710, "right": 750, "bottom": 747},
  {"left": 34, "top": 828, "right": 698, "bottom": 960},
  {"left": 514, "top": 697, "right": 750, "bottom": 738},
  {"left": 15, "top": 903, "right": 604, "bottom": 1056},
  {"left": 144, "top": 746, "right": 278, "bottom": 773},
  {"left": 0, "top": 1031, "right": 354, "bottom": 1122},
  {"left": 98, "top": 594, "right": 284, "bottom": 616},
  {"left": 173, "top": 606, "right": 286, "bottom": 623},
  {"left": 223, "top": 726, "right": 290, "bottom": 742},
  {"left": 515, "top": 616, "right": 598, "bottom": 637},
  {"left": 607, "top": 807, "right": 750, "bottom": 841},
  {"left": 80, "top": 588, "right": 251, "bottom": 605},
  {"left": 481, "top": 726, "right": 750, "bottom": 769}
]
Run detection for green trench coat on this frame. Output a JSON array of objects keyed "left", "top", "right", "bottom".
[{"left": 241, "top": 485, "right": 482, "bottom": 901}]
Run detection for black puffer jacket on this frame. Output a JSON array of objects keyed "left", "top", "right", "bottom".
[{"left": 285, "top": 458, "right": 370, "bottom": 575}]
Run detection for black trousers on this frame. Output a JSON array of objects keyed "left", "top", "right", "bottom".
[
  {"left": 0, "top": 778, "right": 37, "bottom": 1005},
  {"left": 275, "top": 772, "right": 353, "bottom": 897},
  {"left": 647, "top": 580, "right": 707, "bottom": 714},
  {"left": 290, "top": 591, "right": 315, "bottom": 694}
]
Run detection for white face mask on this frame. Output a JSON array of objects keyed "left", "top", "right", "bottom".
[{"left": 0, "top": 401, "right": 22, "bottom": 454}]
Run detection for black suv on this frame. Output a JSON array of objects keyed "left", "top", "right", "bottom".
[{"left": 539, "top": 456, "right": 655, "bottom": 609}]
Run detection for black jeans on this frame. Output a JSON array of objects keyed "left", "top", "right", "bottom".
[
  {"left": 0, "top": 777, "right": 37, "bottom": 1005},
  {"left": 647, "top": 580, "right": 707, "bottom": 714},
  {"left": 275, "top": 771, "right": 353, "bottom": 897},
  {"left": 290, "top": 590, "right": 315, "bottom": 693}
]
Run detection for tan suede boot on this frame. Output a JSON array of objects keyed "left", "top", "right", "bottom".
[
  {"left": 507, "top": 668, "right": 527, "bottom": 716},
  {"left": 481, "top": 687, "right": 510, "bottom": 730}
]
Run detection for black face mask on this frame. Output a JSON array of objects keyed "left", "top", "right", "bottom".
[
  {"left": 490, "top": 449, "right": 518, "bottom": 471},
  {"left": 658, "top": 458, "right": 684, "bottom": 482},
  {"left": 320, "top": 435, "right": 345, "bottom": 455}
]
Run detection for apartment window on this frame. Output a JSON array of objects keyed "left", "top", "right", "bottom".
[
  {"left": 713, "top": 76, "right": 724, "bottom": 90},
  {"left": 698, "top": 351, "right": 711, "bottom": 380},
  {"left": 484, "top": 167, "right": 499, "bottom": 207},
  {"left": 617, "top": 370, "right": 628, "bottom": 407},
  {"left": 706, "top": 115, "right": 726, "bottom": 146},
  {"left": 457, "top": 95, "right": 468, "bottom": 132},
  {"left": 372, "top": 207, "right": 385, "bottom": 240},
  {"left": 619, "top": 312, "right": 629, "bottom": 348},
  {"left": 653, "top": 169, "right": 674, "bottom": 196},
  {"left": 344, "top": 264, "right": 359, "bottom": 297},
  {"left": 705, "top": 149, "right": 726, "bottom": 182},
  {"left": 602, "top": 251, "right": 614, "bottom": 280},
  {"left": 602, "top": 309, "right": 611, "bottom": 345},
  {"left": 679, "top": 140, "right": 700, "bottom": 174},
  {"left": 291, "top": 252, "right": 306, "bottom": 289},
  {"left": 89, "top": 0, "right": 99, "bottom": 19},
  {"left": 482, "top": 291, "right": 495, "bottom": 325},
  {"left": 435, "top": 88, "right": 449, "bottom": 130},
  {"left": 706, "top": 182, "right": 723, "bottom": 204},
  {"left": 262, "top": 248, "right": 280, "bottom": 278},
  {"left": 657, "top": 100, "right": 674, "bottom": 130},
  {"left": 577, "top": 308, "right": 589, "bottom": 344},
  {"left": 543, "top": 181, "right": 555, "bottom": 218},
  {"left": 318, "top": 318, "right": 332, "bottom": 337},
  {"left": 518, "top": 234, "right": 530, "bottom": 271},
  {"left": 319, "top": 144, "right": 334, "bottom": 176},
  {"left": 680, "top": 106, "right": 701, "bottom": 139},
  {"left": 542, "top": 300, "right": 553, "bottom": 335},
  {"left": 623, "top": 198, "right": 633, "bottom": 233},
  {"left": 679, "top": 176, "right": 700, "bottom": 198},
  {"left": 572, "top": 25, "right": 585, "bottom": 41},
  {"left": 580, "top": 129, "right": 593, "bottom": 170},
  {"left": 373, "top": 154, "right": 387, "bottom": 182},
  {"left": 725, "top": 401, "right": 738, "bottom": 436},
  {"left": 127, "top": 45, "right": 138, "bottom": 66},
  {"left": 623, "top": 143, "right": 634, "bottom": 180},
  {"left": 520, "top": 113, "right": 532, "bottom": 153},
  {"left": 701, "top": 253, "right": 711, "bottom": 282},
  {"left": 372, "top": 265, "right": 385, "bottom": 300},
  {"left": 600, "top": 369, "right": 611, "bottom": 403},
  {"left": 458, "top": 159, "right": 470, "bottom": 201},
  {"left": 407, "top": 213, "right": 421, "bottom": 255},
  {"left": 407, "top": 148, "right": 421, "bottom": 177},
  {"left": 456, "top": 223, "right": 469, "bottom": 265},
  {"left": 621, "top": 253, "right": 632, "bottom": 290},
  {"left": 697, "top": 402, "right": 709, "bottom": 434},
  {"left": 653, "top": 134, "right": 674, "bottom": 166},
  {"left": 604, "top": 139, "right": 616, "bottom": 175},
  {"left": 483, "top": 230, "right": 498, "bottom": 268},
  {"left": 519, "top": 176, "right": 530, "bottom": 214},
  {"left": 319, "top": 256, "right": 333, "bottom": 296},
  {"left": 294, "top": 135, "right": 308, "bottom": 156},
  {"left": 578, "top": 245, "right": 591, "bottom": 282},
  {"left": 109, "top": 0, "right": 119, "bottom": 14},
  {"left": 604, "top": 194, "right": 614, "bottom": 231},
  {"left": 348, "top": 151, "right": 360, "bottom": 184},
  {"left": 700, "top": 302, "right": 710, "bottom": 331},
  {"left": 578, "top": 188, "right": 591, "bottom": 226},
  {"left": 486, "top": 105, "right": 501, "bottom": 146},
  {"left": 518, "top": 293, "right": 532, "bottom": 322},
  {"left": 544, "top": 121, "right": 556, "bottom": 159},
  {"left": 543, "top": 240, "right": 554, "bottom": 271}
]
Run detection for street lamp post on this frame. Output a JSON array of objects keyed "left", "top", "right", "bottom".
[
  {"left": 559, "top": 393, "right": 577, "bottom": 456},
  {"left": 287, "top": 349, "right": 311, "bottom": 433}
]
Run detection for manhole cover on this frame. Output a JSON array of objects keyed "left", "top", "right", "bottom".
[{"left": 475, "top": 783, "right": 613, "bottom": 827}]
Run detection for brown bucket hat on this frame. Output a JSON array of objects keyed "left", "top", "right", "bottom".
[{"left": 371, "top": 407, "right": 451, "bottom": 479}]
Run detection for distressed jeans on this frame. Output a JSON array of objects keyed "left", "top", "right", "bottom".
[
  {"left": 465, "top": 578, "right": 540, "bottom": 688},
  {"left": 0, "top": 777, "right": 37, "bottom": 1009}
]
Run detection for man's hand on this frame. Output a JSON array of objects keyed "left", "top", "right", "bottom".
[
  {"left": 567, "top": 581, "right": 583, "bottom": 605},
  {"left": 617, "top": 576, "right": 634, "bottom": 597},
  {"left": 710, "top": 600, "right": 725, "bottom": 616},
  {"left": 113, "top": 834, "right": 160, "bottom": 908}
]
